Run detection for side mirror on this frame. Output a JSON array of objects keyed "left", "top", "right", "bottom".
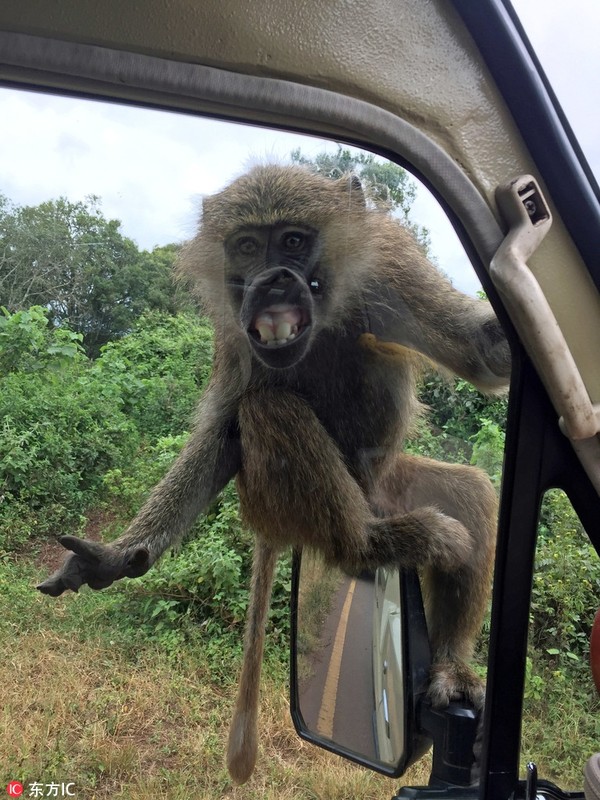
[{"left": 290, "top": 550, "right": 432, "bottom": 777}]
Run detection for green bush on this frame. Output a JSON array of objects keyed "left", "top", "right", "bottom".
[
  {"left": 407, "top": 375, "right": 507, "bottom": 468},
  {"left": 0, "top": 308, "right": 215, "bottom": 550},
  {"left": 102, "top": 433, "right": 189, "bottom": 516},
  {"left": 0, "top": 305, "right": 85, "bottom": 375},
  {"left": 94, "top": 311, "right": 213, "bottom": 438},
  {"left": 531, "top": 489, "right": 600, "bottom": 670},
  {"left": 0, "top": 368, "right": 138, "bottom": 546},
  {"left": 470, "top": 418, "right": 505, "bottom": 488},
  {"left": 0, "top": 308, "right": 138, "bottom": 548},
  {"left": 523, "top": 491, "right": 600, "bottom": 784},
  {"left": 419, "top": 373, "right": 507, "bottom": 443}
]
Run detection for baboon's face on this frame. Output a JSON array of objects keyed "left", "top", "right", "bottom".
[{"left": 225, "top": 222, "right": 324, "bottom": 369}]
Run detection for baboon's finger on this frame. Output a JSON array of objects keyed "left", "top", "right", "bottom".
[
  {"left": 58, "top": 535, "right": 104, "bottom": 559},
  {"left": 122, "top": 546, "right": 151, "bottom": 577},
  {"left": 36, "top": 554, "right": 87, "bottom": 595},
  {"left": 36, "top": 572, "right": 70, "bottom": 596}
]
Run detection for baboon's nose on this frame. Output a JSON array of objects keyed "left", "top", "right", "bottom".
[
  {"left": 262, "top": 268, "right": 296, "bottom": 287},
  {"left": 254, "top": 268, "right": 299, "bottom": 300}
]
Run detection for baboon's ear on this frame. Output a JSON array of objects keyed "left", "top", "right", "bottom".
[
  {"left": 350, "top": 174, "right": 363, "bottom": 193},
  {"left": 342, "top": 173, "right": 366, "bottom": 207}
]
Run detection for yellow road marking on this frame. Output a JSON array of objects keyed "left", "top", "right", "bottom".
[{"left": 317, "top": 577, "right": 357, "bottom": 739}]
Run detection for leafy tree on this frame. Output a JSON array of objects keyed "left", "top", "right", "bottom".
[
  {"left": 291, "top": 146, "right": 430, "bottom": 249},
  {"left": 136, "top": 243, "right": 197, "bottom": 316},
  {"left": 0, "top": 195, "right": 189, "bottom": 356}
]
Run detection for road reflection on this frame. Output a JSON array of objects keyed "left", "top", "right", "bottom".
[{"left": 297, "top": 561, "right": 377, "bottom": 759}]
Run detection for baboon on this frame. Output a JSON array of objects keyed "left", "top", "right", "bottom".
[{"left": 38, "top": 165, "right": 510, "bottom": 783}]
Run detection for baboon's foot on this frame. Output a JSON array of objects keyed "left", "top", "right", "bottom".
[{"left": 428, "top": 660, "right": 486, "bottom": 710}]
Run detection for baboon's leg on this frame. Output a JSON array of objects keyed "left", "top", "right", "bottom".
[
  {"left": 373, "top": 453, "right": 498, "bottom": 709},
  {"left": 238, "top": 389, "right": 471, "bottom": 570},
  {"left": 227, "top": 538, "right": 279, "bottom": 784}
]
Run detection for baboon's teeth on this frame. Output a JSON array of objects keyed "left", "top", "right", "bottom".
[
  {"left": 254, "top": 306, "right": 303, "bottom": 345},
  {"left": 257, "top": 324, "right": 274, "bottom": 342},
  {"left": 275, "top": 321, "right": 292, "bottom": 340},
  {"left": 263, "top": 331, "right": 299, "bottom": 346}
]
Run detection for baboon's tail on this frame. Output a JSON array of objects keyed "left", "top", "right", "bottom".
[{"left": 227, "top": 538, "right": 279, "bottom": 784}]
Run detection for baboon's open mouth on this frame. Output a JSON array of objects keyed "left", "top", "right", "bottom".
[{"left": 250, "top": 304, "right": 310, "bottom": 348}]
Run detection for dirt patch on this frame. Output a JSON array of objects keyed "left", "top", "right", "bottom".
[{"left": 34, "top": 508, "right": 118, "bottom": 573}]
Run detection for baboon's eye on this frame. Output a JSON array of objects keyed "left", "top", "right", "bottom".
[
  {"left": 282, "top": 231, "right": 305, "bottom": 251},
  {"left": 237, "top": 237, "right": 259, "bottom": 256}
]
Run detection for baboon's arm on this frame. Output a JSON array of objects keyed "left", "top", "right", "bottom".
[
  {"left": 37, "top": 378, "right": 241, "bottom": 596},
  {"left": 367, "top": 255, "right": 511, "bottom": 392}
]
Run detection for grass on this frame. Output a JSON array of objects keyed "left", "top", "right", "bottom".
[
  {"left": 2, "top": 539, "right": 597, "bottom": 797},
  {"left": 0, "top": 554, "right": 431, "bottom": 799},
  {"left": 520, "top": 663, "right": 600, "bottom": 790}
]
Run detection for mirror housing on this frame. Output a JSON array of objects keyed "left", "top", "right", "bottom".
[{"left": 290, "top": 550, "right": 432, "bottom": 777}]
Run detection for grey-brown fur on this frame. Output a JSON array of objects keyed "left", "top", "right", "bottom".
[{"left": 38, "top": 165, "right": 510, "bottom": 783}]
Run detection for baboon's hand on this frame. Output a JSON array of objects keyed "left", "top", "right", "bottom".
[{"left": 36, "top": 536, "right": 150, "bottom": 597}]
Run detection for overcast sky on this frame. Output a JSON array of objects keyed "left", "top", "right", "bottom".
[{"left": 0, "top": 0, "right": 597, "bottom": 297}]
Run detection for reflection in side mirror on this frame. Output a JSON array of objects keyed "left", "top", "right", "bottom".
[{"left": 290, "top": 549, "right": 432, "bottom": 777}]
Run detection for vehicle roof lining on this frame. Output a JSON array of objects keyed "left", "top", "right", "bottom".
[
  {"left": 454, "top": 0, "right": 600, "bottom": 281},
  {"left": 0, "top": 30, "right": 504, "bottom": 269}
]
